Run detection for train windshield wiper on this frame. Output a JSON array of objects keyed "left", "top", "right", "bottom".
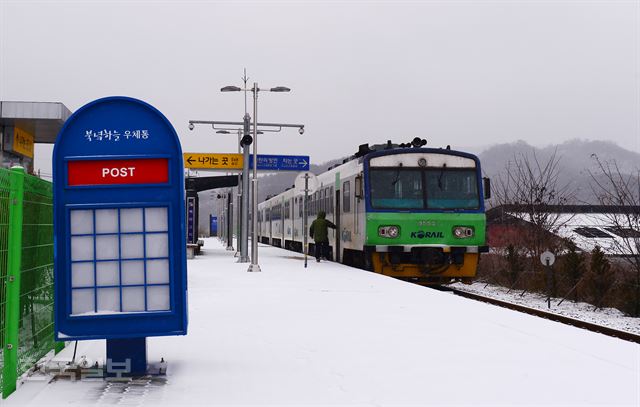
[
  {"left": 437, "top": 164, "right": 447, "bottom": 189},
  {"left": 391, "top": 166, "right": 402, "bottom": 186}
]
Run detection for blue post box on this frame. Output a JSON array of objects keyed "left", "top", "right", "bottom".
[{"left": 53, "top": 97, "right": 187, "bottom": 347}]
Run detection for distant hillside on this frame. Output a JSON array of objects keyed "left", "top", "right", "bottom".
[{"left": 479, "top": 139, "right": 640, "bottom": 204}]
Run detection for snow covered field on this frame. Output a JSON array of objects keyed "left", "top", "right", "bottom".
[{"left": 6, "top": 238, "right": 640, "bottom": 406}]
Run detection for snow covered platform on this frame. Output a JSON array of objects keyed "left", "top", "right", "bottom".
[{"left": 7, "top": 238, "right": 640, "bottom": 406}]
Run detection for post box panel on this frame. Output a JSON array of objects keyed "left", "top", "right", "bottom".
[{"left": 53, "top": 97, "right": 187, "bottom": 340}]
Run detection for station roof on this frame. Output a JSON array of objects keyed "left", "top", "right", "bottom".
[{"left": 0, "top": 101, "right": 72, "bottom": 143}]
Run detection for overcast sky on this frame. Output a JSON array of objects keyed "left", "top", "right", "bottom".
[{"left": 1, "top": 0, "right": 638, "bottom": 174}]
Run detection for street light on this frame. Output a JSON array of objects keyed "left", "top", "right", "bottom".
[
  {"left": 270, "top": 86, "right": 291, "bottom": 93},
  {"left": 221, "top": 82, "right": 296, "bottom": 272},
  {"left": 190, "top": 74, "right": 303, "bottom": 269}
]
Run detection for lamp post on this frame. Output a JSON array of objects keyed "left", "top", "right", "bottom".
[
  {"left": 221, "top": 82, "right": 294, "bottom": 272},
  {"left": 190, "top": 78, "right": 303, "bottom": 271}
]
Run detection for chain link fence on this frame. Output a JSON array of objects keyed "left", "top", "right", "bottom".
[{"left": 1, "top": 167, "right": 63, "bottom": 398}]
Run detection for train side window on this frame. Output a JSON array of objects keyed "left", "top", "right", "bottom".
[
  {"left": 284, "top": 201, "right": 289, "bottom": 219},
  {"left": 323, "top": 188, "right": 327, "bottom": 214},
  {"left": 329, "top": 187, "right": 334, "bottom": 213},
  {"left": 343, "top": 181, "right": 351, "bottom": 212},
  {"left": 313, "top": 192, "right": 317, "bottom": 215},
  {"left": 319, "top": 189, "right": 324, "bottom": 213},
  {"left": 355, "top": 175, "right": 363, "bottom": 199},
  {"left": 323, "top": 188, "right": 329, "bottom": 214}
]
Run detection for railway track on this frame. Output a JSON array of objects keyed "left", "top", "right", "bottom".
[{"left": 435, "top": 286, "right": 640, "bottom": 344}]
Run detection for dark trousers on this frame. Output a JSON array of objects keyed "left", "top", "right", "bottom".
[{"left": 314, "top": 241, "right": 329, "bottom": 260}]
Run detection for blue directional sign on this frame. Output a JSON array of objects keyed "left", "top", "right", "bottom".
[
  {"left": 250, "top": 154, "right": 310, "bottom": 171},
  {"left": 53, "top": 96, "right": 188, "bottom": 341}
]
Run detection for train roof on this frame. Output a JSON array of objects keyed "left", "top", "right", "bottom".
[{"left": 259, "top": 140, "right": 481, "bottom": 206}]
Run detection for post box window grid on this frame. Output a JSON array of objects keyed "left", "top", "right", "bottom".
[{"left": 68, "top": 206, "right": 171, "bottom": 315}]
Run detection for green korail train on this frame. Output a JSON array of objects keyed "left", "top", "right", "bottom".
[{"left": 258, "top": 139, "right": 490, "bottom": 284}]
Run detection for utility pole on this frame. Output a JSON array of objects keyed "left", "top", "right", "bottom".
[
  {"left": 304, "top": 173, "right": 309, "bottom": 268},
  {"left": 247, "top": 83, "right": 261, "bottom": 272},
  {"left": 238, "top": 114, "right": 251, "bottom": 263}
]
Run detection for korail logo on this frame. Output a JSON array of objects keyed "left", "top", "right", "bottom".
[{"left": 411, "top": 230, "right": 444, "bottom": 239}]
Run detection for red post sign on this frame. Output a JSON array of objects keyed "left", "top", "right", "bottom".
[{"left": 67, "top": 158, "right": 169, "bottom": 186}]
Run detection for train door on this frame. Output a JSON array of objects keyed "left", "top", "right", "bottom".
[{"left": 335, "top": 189, "right": 341, "bottom": 262}]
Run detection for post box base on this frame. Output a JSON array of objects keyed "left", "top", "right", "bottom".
[{"left": 106, "top": 337, "right": 147, "bottom": 377}]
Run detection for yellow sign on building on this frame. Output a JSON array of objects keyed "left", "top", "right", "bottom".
[
  {"left": 183, "top": 153, "right": 243, "bottom": 170},
  {"left": 12, "top": 126, "right": 35, "bottom": 158}
]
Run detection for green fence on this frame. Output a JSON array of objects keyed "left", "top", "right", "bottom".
[{"left": 1, "top": 167, "right": 63, "bottom": 399}]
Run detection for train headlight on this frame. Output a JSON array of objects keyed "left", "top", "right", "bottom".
[
  {"left": 453, "top": 226, "right": 474, "bottom": 238},
  {"left": 378, "top": 225, "right": 400, "bottom": 238}
]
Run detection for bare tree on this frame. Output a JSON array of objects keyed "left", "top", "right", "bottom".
[
  {"left": 589, "top": 155, "right": 640, "bottom": 316},
  {"left": 494, "top": 149, "right": 575, "bottom": 263}
]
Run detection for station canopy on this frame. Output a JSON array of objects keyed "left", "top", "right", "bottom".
[{"left": 1, "top": 101, "right": 72, "bottom": 143}]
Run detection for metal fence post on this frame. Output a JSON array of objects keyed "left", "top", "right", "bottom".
[{"left": 2, "top": 166, "right": 25, "bottom": 399}]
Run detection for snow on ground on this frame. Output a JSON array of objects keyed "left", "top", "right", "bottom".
[
  {"left": 6, "top": 238, "right": 640, "bottom": 406},
  {"left": 451, "top": 281, "right": 640, "bottom": 335}
]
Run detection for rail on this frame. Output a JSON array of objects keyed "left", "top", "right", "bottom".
[{"left": 436, "top": 286, "right": 640, "bottom": 344}]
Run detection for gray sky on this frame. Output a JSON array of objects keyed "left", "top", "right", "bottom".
[{"left": 1, "top": 0, "right": 638, "bottom": 174}]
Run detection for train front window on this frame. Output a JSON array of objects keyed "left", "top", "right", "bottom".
[
  {"left": 370, "top": 169, "right": 424, "bottom": 209},
  {"left": 425, "top": 169, "right": 479, "bottom": 209},
  {"left": 369, "top": 167, "right": 479, "bottom": 210}
]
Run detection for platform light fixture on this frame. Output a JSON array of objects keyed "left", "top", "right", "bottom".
[{"left": 219, "top": 81, "right": 298, "bottom": 272}]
